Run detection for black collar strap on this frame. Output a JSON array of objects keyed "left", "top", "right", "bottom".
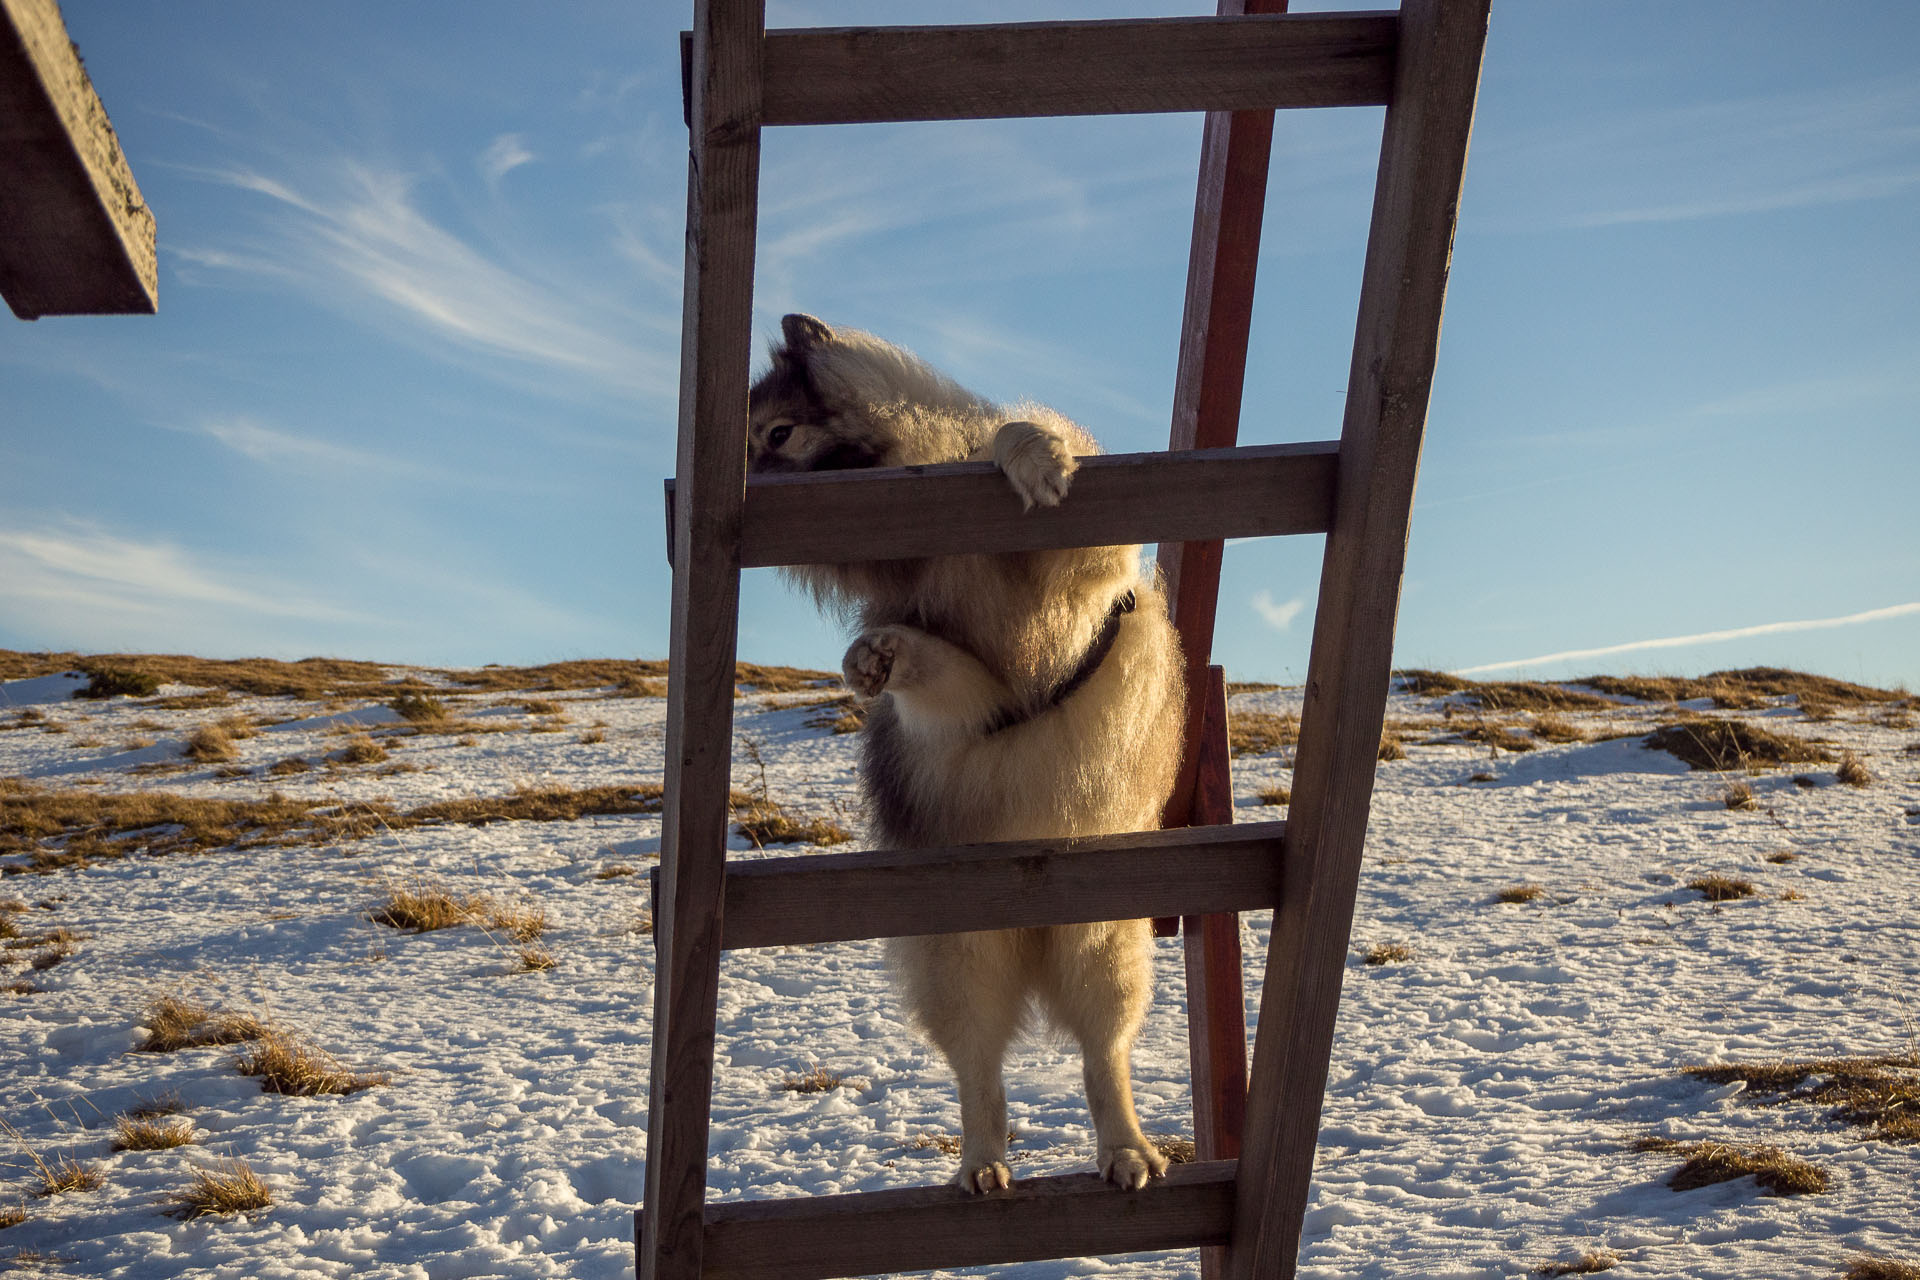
[{"left": 982, "top": 589, "right": 1135, "bottom": 736}]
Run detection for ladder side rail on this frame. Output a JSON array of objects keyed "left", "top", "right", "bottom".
[
  {"left": 759, "top": 12, "right": 1396, "bottom": 124},
  {"left": 1225, "top": 2, "right": 1490, "bottom": 1277},
  {"left": 638, "top": 1, "right": 767, "bottom": 1277}
]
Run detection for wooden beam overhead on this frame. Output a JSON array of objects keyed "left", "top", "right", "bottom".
[
  {"left": 759, "top": 13, "right": 1397, "bottom": 124},
  {"left": 0, "top": 0, "right": 157, "bottom": 318},
  {"left": 710, "top": 820, "right": 1285, "bottom": 951},
  {"left": 665, "top": 440, "right": 1339, "bottom": 567}
]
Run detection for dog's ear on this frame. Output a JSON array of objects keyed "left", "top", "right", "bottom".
[{"left": 781, "top": 313, "right": 834, "bottom": 353}]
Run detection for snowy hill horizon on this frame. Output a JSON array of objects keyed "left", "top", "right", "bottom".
[{"left": 2, "top": 649, "right": 1915, "bottom": 1279}]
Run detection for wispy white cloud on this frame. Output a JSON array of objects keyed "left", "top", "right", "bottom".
[
  {"left": 1252, "top": 589, "right": 1306, "bottom": 633},
  {"left": 479, "top": 133, "right": 535, "bottom": 187},
  {"left": 1453, "top": 602, "right": 1920, "bottom": 677},
  {"left": 190, "top": 162, "right": 675, "bottom": 398},
  {"left": 0, "top": 520, "right": 362, "bottom": 629},
  {"left": 196, "top": 415, "right": 400, "bottom": 472}
]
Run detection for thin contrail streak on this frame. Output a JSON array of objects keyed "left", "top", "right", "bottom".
[{"left": 1452, "top": 602, "right": 1920, "bottom": 677}]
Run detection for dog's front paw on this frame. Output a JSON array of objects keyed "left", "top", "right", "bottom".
[
  {"left": 841, "top": 629, "right": 898, "bottom": 699},
  {"left": 994, "top": 421, "right": 1077, "bottom": 510},
  {"left": 954, "top": 1159, "right": 1012, "bottom": 1195},
  {"left": 1099, "top": 1141, "right": 1167, "bottom": 1191}
]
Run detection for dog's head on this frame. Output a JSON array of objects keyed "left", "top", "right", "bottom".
[{"left": 747, "top": 314, "right": 892, "bottom": 474}]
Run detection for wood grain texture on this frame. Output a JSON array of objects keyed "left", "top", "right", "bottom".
[
  {"left": 720, "top": 820, "right": 1285, "bottom": 951},
  {"left": 663, "top": 441, "right": 1338, "bottom": 566},
  {"left": 760, "top": 13, "right": 1395, "bottom": 124},
  {"left": 1156, "top": 0, "right": 1290, "bottom": 837},
  {"left": 639, "top": 3, "right": 765, "bottom": 1278},
  {"left": 0, "top": 0, "right": 156, "bottom": 318},
  {"left": 695, "top": 1159, "right": 1239, "bottom": 1280},
  {"left": 1181, "top": 667, "right": 1250, "bottom": 1280},
  {"left": 1227, "top": 2, "right": 1490, "bottom": 1277}
]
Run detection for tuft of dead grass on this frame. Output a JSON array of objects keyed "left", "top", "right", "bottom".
[
  {"left": 1765, "top": 849, "right": 1800, "bottom": 864},
  {"left": 1632, "top": 1136, "right": 1828, "bottom": 1195},
  {"left": 1254, "top": 784, "right": 1291, "bottom": 807},
  {"left": 0, "top": 1202, "right": 21, "bottom": 1229},
  {"left": 172, "top": 1158, "right": 271, "bottom": 1218},
  {"left": 1687, "top": 875, "right": 1756, "bottom": 902},
  {"left": 1495, "top": 883, "right": 1546, "bottom": 904},
  {"left": 137, "top": 995, "right": 263, "bottom": 1053},
  {"left": 1364, "top": 942, "right": 1413, "bottom": 966},
  {"left": 1536, "top": 1251, "right": 1617, "bottom": 1276},
  {"left": 1150, "top": 1134, "right": 1197, "bottom": 1164},
  {"left": 1584, "top": 668, "right": 1901, "bottom": 707},
  {"left": 594, "top": 864, "right": 637, "bottom": 880},
  {"left": 1644, "top": 719, "right": 1834, "bottom": 771},
  {"left": 734, "top": 801, "right": 852, "bottom": 848},
  {"left": 182, "top": 723, "right": 238, "bottom": 763},
  {"left": 480, "top": 898, "right": 547, "bottom": 944},
  {"left": 265, "top": 757, "right": 312, "bottom": 777},
  {"left": 1457, "top": 721, "right": 1537, "bottom": 753},
  {"left": 1530, "top": 713, "right": 1587, "bottom": 744},
  {"left": 1683, "top": 1052, "right": 1920, "bottom": 1143},
  {"left": 233, "top": 1027, "right": 389, "bottom": 1096},
  {"left": 1377, "top": 735, "right": 1407, "bottom": 762},
  {"left": 1228, "top": 710, "right": 1298, "bottom": 758},
  {"left": 337, "top": 735, "right": 388, "bottom": 765},
  {"left": 781, "top": 1067, "right": 846, "bottom": 1094},
  {"left": 1845, "top": 1258, "right": 1920, "bottom": 1280},
  {"left": 1836, "top": 751, "right": 1872, "bottom": 787},
  {"left": 802, "top": 696, "right": 865, "bottom": 735},
  {"left": 1722, "top": 780, "right": 1758, "bottom": 810},
  {"left": 369, "top": 880, "right": 479, "bottom": 933},
  {"left": 1396, "top": 669, "right": 1615, "bottom": 711},
  {"left": 517, "top": 946, "right": 556, "bottom": 972},
  {"left": 112, "top": 1115, "right": 195, "bottom": 1151},
  {"left": 388, "top": 692, "right": 449, "bottom": 724}
]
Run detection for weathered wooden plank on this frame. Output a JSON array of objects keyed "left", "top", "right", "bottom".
[
  {"left": 759, "top": 13, "right": 1395, "bottom": 124},
  {"left": 1227, "top": 2, "right": 1490, "bottom": 1278},
  {"left": 0, "top": 0, "right": 156, "bottom": 318},
  {"left": 1181, "top": 669, "right": 1250, "bottom": 1280},
  {"left": 717, "top": 820, "right": 1284, "bottom": 951},
  {"left": 692, "top": 1159, "right": 1239, "bottom": 1280},
  {"left": 639, "top": 2, "right": 765, "bottom": 1278},
  {"left": 663, "top": 441, "right": 1338, "bottom": 566},
  {"left": 1156, "top": 0, "right": 1291, "bottom": 840}
]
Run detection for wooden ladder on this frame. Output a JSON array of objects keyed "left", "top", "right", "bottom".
[{"left": 640, "top": 3, "right": 1489, "bottom": 1277}]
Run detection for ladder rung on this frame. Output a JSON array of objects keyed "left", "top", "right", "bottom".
[
  {"left": 758, "top": 14, "right": 1396, "bottom": 124},
  {"left": 677, "top": 1159, "right": 1238, "bottom": 1280},
  {"left": 693, "top": 821, "right": 1282, "bottom": 951},
  {"left": 664, "top": 441, "right": 1336, "bottom": 567}
]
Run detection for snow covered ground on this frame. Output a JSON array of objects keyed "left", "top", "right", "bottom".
[{"left": 2, "top": 662, "right": 1916, "bottom": 1279}]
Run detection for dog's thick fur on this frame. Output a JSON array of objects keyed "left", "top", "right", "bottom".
[{"left": 748, "top": 315, "right": 1186, "bottom": 1193}]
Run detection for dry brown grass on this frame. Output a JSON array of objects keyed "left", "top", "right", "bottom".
[
  {"left": 1495, "top": 883, "right": 1546, "bottom": 904},
  {"left": 233, "top": 1026, "right": 389, "bottom": 1095},
  {"left": 111, "top": 1115, "right": 195, "bottom": 1151},
  {"left": 1254, "top": 784, "right": 1291, "bottom": 806},
  {"left": 1723, "top": 781, "right": 1758, "bottom": 810},
  {"left": 594, "top": 863, "right": 637, "bottom": 880},
  {"left": 1688, "top": 875, "right": 1756, "bottom": 902},
  {"left": 1644, "top": 719, "right": 1834, "bottom": 771},
  {"left": 1364, "top": 942, "right": 1413, "bottom": 965},
  {"left": 912, "top": 1133, "right": 964, "bottom": 1156},
  {"left": 735, "top": 662, "right": 836, "bottom": 695},
  {"left": 388, "top": 692, "right": 449, "bottom": 724},
  {"left": 517, "top": 946, "right": 557, "bottom": 972},
  {"left": 480, "top": 898, "right": 547, "bottom": 944},
  {"left": 34, "top": 1155, "right": 103, "bottom": 1196},
  {"left": 265, "top": 757, "right": 312, "bottom": 777},
  {"left": 182, "top": 723, "right": 239, "bottom": 763},
  {"left": 137, "top": 995, "right": 264, "bottom": 1053},
  {"left": 1228, "top": 711, "right": 1298, "bottom": 758},
  {"left": 1530, "top": 713, "right": 1588, "bottom": 744},
  {"left": 781, "top": 1067, "right": 846, "bottom": 1094},
  {"left": 1457, "top": 721, "right": 1537, "bottom": 753},
  {"left": 802, "top": 696, "right": 865, "bottom": 735},
  {"left": 1396, "top": 669, "right": 1615, "bottom": 711},
  {"left": 172, "top": 1158, "right": 271, "bottom": 1218},
  {"left": 1836, "top": 751, "right": 1873, "bottom": 787},
  {"left": 734, "top": 802, "right": 852, "bottom": 847},
  {"left": 337, "top": 735, "right": 388, "bottom": 765},
  {"left": 0, "top": 1202, "right": 22, "bottom": 1229},
  {"left": 0, "top": 784, "right": 327, "bottom": 872},
  {"left": 369, "top": 880, "right": 480, "bottom": 933},
  {"left": 578, "top": 727, "right": 607, "bottom": 745},
  {"left": 1632, "top": 1136, "right": 1828, "bottom": 1195},
  {"left": 1584, "top": 668, "right": 1901, "bottom": 707},
  {"left": 1536, "top": 1251, "right": 1617, "bottom": 1276},
  {"left": 1151, "top": 1134, "right": 1197, "bottom": 1164},
  {"left": 1377, "top": 735, "right": 1407, "bottom": 762},
  {"left": 1765, "top": 849, "right": 1801, "bottom": 864},
  {"left": 1846, "top": 1259, "right": 1920, "bottom": 1280},
  {"left": 1684, "top": 1052, "right": 1920, "bottom": 1143}
]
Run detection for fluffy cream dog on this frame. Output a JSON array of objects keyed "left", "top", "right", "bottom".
[{"left": 748, "top": 314, "right": 1185, "bottom": 1193}]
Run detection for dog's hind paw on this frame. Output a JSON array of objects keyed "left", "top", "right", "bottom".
[
  {"left": 993, "top": 421, "right": 1077, "bottom": 510},
  {"left": 954, "top": 1160, "right": 1013, "bottom": 1195},
  {"left": 1099, "top": 1142, "right": 1167, "bottom": 1191}
]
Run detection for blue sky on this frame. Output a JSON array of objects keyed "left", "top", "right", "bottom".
[{"left": 4, "top": 2, "right": 1916, "bottom": 689}]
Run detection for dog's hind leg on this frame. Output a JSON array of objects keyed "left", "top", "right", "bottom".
[
  {"left": 889, "top": 931, "right": 1031, "bottom": 1193},
  {"left": 1036, "top": 920, "right": 1167, "bottom": 1190}
]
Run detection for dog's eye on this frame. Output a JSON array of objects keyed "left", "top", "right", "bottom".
[{"left": 767, "top": 424, "right": 792, "bottom": 448}]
